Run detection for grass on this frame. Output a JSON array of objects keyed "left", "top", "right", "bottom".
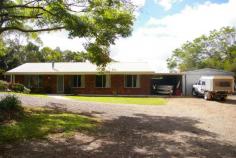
[
  {"left": 67, "top": 96, "right": 167, "bottom": 105},
  {"left": 0, "top": 107, "right": 97, "bottom": 143},
  {"left": 0, "top": 92, "right": 48, "bottom": 98}
]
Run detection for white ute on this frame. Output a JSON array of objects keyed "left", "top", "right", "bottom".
[{"left": 192, "top": 76, "right": 235, "bottom": 101}]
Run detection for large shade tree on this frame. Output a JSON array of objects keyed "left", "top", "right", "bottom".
[
  {"left": 167, "top": 26, "right": 236, "bottom": 74},
  {"left": 0, "top": 0, "right": 134, "bottom": 66}
]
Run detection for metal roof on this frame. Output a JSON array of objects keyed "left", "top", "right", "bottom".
[
  {"left": 200, "top": 75, "right": 234, "bottom": 79},
  {"left": 184, "top": 68, "right": 234, "bottom": 75},
  {"left": 5, "top": 62, "right": 156, "bottom": 75}
]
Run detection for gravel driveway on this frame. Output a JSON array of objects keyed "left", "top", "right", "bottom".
[{"left": 1, "top": 94, "right": 236, "bottom": 158}]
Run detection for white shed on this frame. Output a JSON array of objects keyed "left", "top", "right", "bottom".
[{"left": 183, "top": 68, "right": 234, "bottom": 96}]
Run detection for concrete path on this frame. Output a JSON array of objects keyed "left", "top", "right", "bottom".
[{"left": 48, "top": 95, "right": 72, "bottom": 100}]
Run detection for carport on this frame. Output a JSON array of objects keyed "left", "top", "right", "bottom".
[{"left": 151, "top": 73, "right": 184, "bottom": 96}]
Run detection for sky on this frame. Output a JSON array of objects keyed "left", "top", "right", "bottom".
[{"left": 40, "top": 0, "right": 236, "bottom": 72}]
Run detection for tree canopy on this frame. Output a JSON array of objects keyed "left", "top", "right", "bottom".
[
  {"left": 0, "top": 38, "right": 86, "bottom": 74},
  {"left": 167, "top": 26, "right": 236, "bottom": 74},
  {"left": 0, "top": 0, "right": 134, "bottom": 66}
]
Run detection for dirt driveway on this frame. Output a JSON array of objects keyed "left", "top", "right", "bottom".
[{"left": 1, "top": 95, "right": 236, "bottom": 158}]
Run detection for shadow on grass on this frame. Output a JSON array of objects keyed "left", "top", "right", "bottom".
[
  {"left": 1, "top": 114, "right": 236, "bottom": 158},
  {"left": 0, "top": 108, "right": 97, "bottom": 144}
]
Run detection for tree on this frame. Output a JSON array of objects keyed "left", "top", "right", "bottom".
[
  {"left": 62, "top": 50, "right": 85, "bottom": 62},
  {"left": 0, "top": 38, "right": 88, "bottom": 75},
  {"left": 0, "top": 0, "right": 134, "bottom": 66},
  {"left": 167, "top": 26, "right": 236, "bottom": 74},
  {"left": 41, "top": 47, "right": 62, "bottom": 62}
]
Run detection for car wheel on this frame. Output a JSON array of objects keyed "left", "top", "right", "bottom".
[{"left": 204, "top": 92, "right": 212, "bottom": 100}]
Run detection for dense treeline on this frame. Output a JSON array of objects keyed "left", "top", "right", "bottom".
[
  {"left": 167, "top": 26, "right": 236, "bottom": 74},
  {"left": 0, "top": 38, "right": 86, "bottom": 74}
]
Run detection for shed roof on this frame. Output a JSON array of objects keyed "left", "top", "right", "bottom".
[
  {"left": 5, "top": 62, "right": 156, "bottom": 75},
  {"left": 200, "top": 75, "right": 234, "bottom": 79},
  {"left": 184, "top": 68, "right": 234, "bottom": 75}
]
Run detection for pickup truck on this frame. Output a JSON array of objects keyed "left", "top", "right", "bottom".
[{"left": 192, "top": 76, "right": 235, "bottom": 101}]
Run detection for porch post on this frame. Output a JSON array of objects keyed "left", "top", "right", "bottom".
[
  {"left": 13, "top": 75, "right": 15, "bottom": 83},
  {"left": 10, "top": 75, "right": 12, "bottom": 83}
]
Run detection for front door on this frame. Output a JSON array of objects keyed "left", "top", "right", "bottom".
[{"left": 57, "top": 75, "right": 64, "bottom": 93}]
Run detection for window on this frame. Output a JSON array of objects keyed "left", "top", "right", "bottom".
[
  {"left": 198, "top": 80, "right": 201, "bottom": 85},
  {"left": 96, "top": 75, "right": 110, "bottom": 88},
  {"left": 201, "top": 81, "right": 206, "bottom": 85},
  {"left": 72, "top": 75, "right": 82, "bottom": 87},
  {"left": 24, "top": 75, "right": 43, "bottom": 88},
  {"left": 125, "top": 75, "right": 139, "bottom": 88}
]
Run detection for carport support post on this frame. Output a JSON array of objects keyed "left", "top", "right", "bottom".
[{"left": 182, "top": 74, "right": 186, "bottom": 96}]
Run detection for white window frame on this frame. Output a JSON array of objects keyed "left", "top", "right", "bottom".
[
  {"left": 72, "top": 75, "right": 85, "bottom": 88},
  {"left": 124, "top": 75, "right": 140, "bottom": 88},
  {"left": 25, "top": 75, "right": 42, "bottom": 88},
  {"left": 95, "top": 75, "right": 110, "bottom": 88}
]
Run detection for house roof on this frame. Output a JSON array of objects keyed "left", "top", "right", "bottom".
[{"left": 5, "top": 62, "right": 156, "bottom": 75}]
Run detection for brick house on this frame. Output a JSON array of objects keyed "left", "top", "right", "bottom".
[{"left": 5, "top": 62, "right": 156, "bottom": 95}]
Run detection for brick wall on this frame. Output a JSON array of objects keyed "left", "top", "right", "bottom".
[
  {"left": 43, "top": 75, "right": 57, "bottom": 93},
  {"left": 15, "top": 75, "right": 24, "bottom": 84},
  {"left": 14, "top": 74, "right": 153, "bottom": 95},
  {"left": 72, "top": 75, "right": 152, "bottom": 95}
]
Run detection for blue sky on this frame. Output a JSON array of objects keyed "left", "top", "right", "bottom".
[
  {"left": 135, "top": 0, "right": 228, "bottom": 29},
  {"left": 41, "top": 0, "right": 236, "bottom": 72}
]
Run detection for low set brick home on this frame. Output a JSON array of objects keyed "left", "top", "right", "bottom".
[{"left": 5, "top": 62, "right": 156, "bottom": 95}]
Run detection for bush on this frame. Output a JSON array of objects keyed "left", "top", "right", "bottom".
[
  {"left": 10, "top": 83, "right": 25, "bottom": 92},
  {"left": 9, "top": 83, "right": 31, "bottom": 93},
  {"left": 0, "top": 80, "right": 9, "bottom": 91},
  {"left": 23, "top": 87, "right": 31, "bottom": 94},
  {"left": 0, "top": 95, "right": 23, "bottom": 122}
]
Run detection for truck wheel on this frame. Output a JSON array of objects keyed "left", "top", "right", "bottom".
[
  {"left": 192, "top": 89, "right": 197, "bottom": 96},
  {"left": 204, "top": 92, "right": 212, "bottom": 100},
  {"left": 220, "top": 96, "right": 227, "bottom": 101}
]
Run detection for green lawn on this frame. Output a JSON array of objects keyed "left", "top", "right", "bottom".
[
  {"left": 0, "top": 107, "right": 97, "bottom": 143},
  {"left": 67, "top": 96, "right": 167, "bottom": 105},
  {"left": 0, "top": 92, "right": 48, "bottom": 98}
]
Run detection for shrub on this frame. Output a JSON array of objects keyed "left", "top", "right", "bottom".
[
  {"left": 10, "top": 83, "right": 25, "bottom": 92},
  {"left": 0, "top": 80, "right": 9, "bottom": 91},
  {"left": 0, "top": 95, "right": 23, "bottom": 121},
  {"left": 23, "top": 87, "right": 31, "bottom": 94},
  {"left": 9, "top": 83, "right": 31, "bottom": 93}
]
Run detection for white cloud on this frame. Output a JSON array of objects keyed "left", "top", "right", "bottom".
[
  {"left": 129, "top": 0, "right": 147, "bottom": 17},
  {"left": 110, "top": 0, "right": 236, "bottom": 72},
  {"left": 40, "top": 31, "right": 86, "bottom": 51},
  {"left": 130, "top": 0, "right": 146, "bottom": 8},
  {"left": 155, "top": 0, "right": 182, "bottom": 11}
]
